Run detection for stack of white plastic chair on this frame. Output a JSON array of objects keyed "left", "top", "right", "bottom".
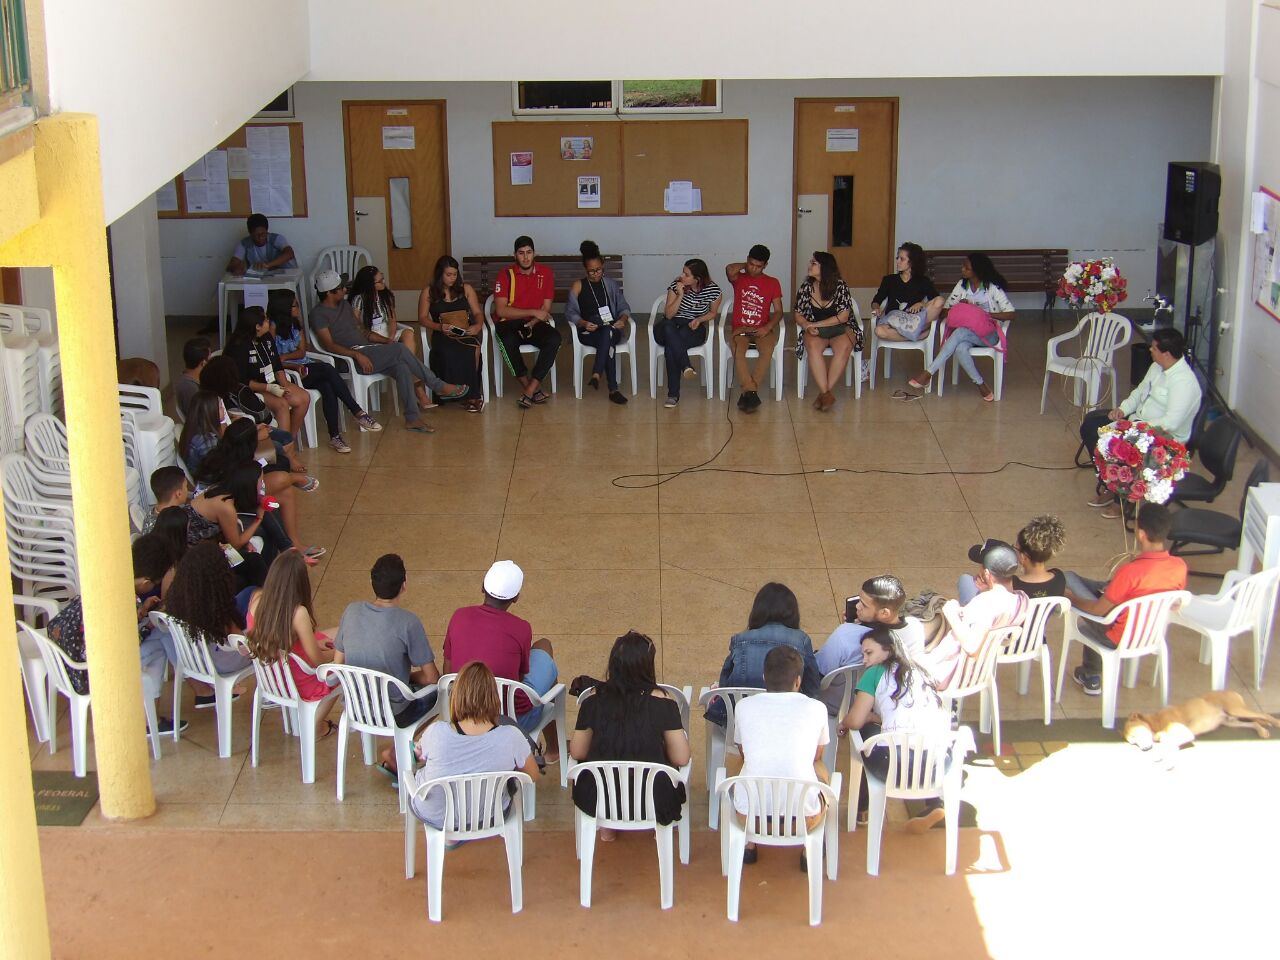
[
  {"left": 1, "top": 453, "right": 79, "bottom": 603},
  {"left": 24, "top": 412, "right": 146, "bottom": 524},
  {"left": 117, "top": 385, "right": 178, "bottom": 503},
  {"left": 16, "top": 306, "right": 62, "bottom": 415},
  {"left": 1, "top": 335, "right": 41, "bottom": 430}
]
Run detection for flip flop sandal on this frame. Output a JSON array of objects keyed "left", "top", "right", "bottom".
[
  {"left": 406, "top": 421, "right": 437, "bottom": 433},
  {"left": 302, "top": 545, "right": 327, "bottom": 560},
  {"left": 318, "top": 719, "right": 338, "bottom": 740},
  {"left": 531, "top": 389, "right": 550, "bottom": 404},
  {"left": 517, "top": 394, "right": 533, "bottom": 409},
  {"left": 907, "top": 377, "right": 930, "bottom": 390},
  {"left": 297, "top": 477, "right": 320, "bottom": 492}
]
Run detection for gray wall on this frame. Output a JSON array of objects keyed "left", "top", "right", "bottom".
[{"left": 158, "top": 77, "right": 1214, "bottom": 318}]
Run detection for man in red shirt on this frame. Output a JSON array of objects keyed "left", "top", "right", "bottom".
[
  {"left": 1063, "top": 504, "right": 1187, "bottom": 694},
  {"left": 724, "top": 244, "right": 784, "bottom": 413},
  {"left": 493, "top": 235, "right": 561, "bottom": 409},
  {"left": 442, "top": 560, "right": 561, "bottom": 758}
]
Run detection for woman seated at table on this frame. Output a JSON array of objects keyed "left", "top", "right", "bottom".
[
  {"left": 655, "top": 258, "right": 722, "bottom": 408},
  {"left": 408, "top": 660, "right": 544, "bottom": 830},
  {"left": 224, "top": 305, "right": 311, "bottom": 445},
  {"left": 838, "top": 623, "right": 950, "bottom": 829},
  {"left": 161, "top": 541, "right": 254, "bottom": 705},
  {"left": 349, "top": 264, "right": 419, "bottom": 359},
  {"left": 268, "top": 289, "right": 382, "bottom": 455},
  {"left": 795, "top": 251, "right": 863, "bottom": 412},
  {"left": 416, "top": 255, "right": 485, "bottom": 413},
  {"left": 908, "top": 253, "right": 1015, "bottom": 401},
  {"left": 569, "top": 630, "right": 690, "bottom": 840},
  {"left": 566, "top": 240, "right": 631, "bottom": 405},
  {"left": 870, "top": 242, "right": 943, "bottom": 343}
]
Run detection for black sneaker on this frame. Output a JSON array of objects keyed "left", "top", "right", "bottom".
[
  {"left": 1072, "top": 666, "right": 1102, "bottom": 696},
  {"left": 153, "top": 716, "right": 189, "bottom": 735},
  {"left": 736, "top": 392, "right": 749, "bottom": 411},
  {"left": 193, "top": 692, "right": 241, "bottom": 709},
  {"left": 745, "top": 390, "right": 762, "bottom": 412}
]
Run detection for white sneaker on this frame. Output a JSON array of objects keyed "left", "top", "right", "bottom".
[
  {"left": 663, "top": 396, "right": 679, "bottom": 408},
  {"left": 328, "top": 434, "right": 352, "bottom": 454},
  {"left": 860, "top": 359, "right": 872, "bottom": 383}
]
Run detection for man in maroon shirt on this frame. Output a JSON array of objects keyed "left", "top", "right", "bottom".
[
  {"left": 725, "top": 244, "right": 784, "bottom": 413},
  {"left": 442, "top": 560, "right": 561, "bottom": 758},
  {"left": 493, "top": 235, "right": 561, "bottom": 409}
]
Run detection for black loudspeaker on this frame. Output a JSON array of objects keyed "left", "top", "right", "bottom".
[{"left": 1163, "top": 162, "right": 1220, "bottom": 245}]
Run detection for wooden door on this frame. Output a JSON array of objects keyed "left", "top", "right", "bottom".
[
  {"left": 343, "top": 101, "right": 450, "bottom": 290},
  {"left": 792, "top": 98, "right": 897, "bottom": 293}
]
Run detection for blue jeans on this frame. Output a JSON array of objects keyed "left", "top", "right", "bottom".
[
  {"left": 577, "top": 325, "right": 624, "bottom": 389},
  {"left": 654, "top": 320, "right": 707, "bottom": 399},
  {"left": 957, "top": 574, "right": 980, "bottom": 605},
  {"left": 1063, "top": 572, "right": 1115, "bottom": 674},
  {"left": 516, "top": 648, "right": 558, "bottom": 734},
  {"left": 927, "top": 329, "right": 998, "bottom": 385}
]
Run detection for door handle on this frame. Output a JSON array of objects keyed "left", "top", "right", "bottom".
[
  {"left": 354, "top": 209, "right": 368, "bottom": 217},
  {"left": 797, "top": 208, "right": 813, "bottom": 215}
]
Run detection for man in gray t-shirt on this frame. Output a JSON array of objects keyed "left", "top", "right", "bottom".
[
  {"left": 333, "top": 554, "right": 440, "bottom": 775},
  {"left": 310, "top": 268, "right": 467, "bottom": 431}
]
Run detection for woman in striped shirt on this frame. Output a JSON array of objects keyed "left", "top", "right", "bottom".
[{"left": 655, "top": 258, "right": 722, "bottom": 408}]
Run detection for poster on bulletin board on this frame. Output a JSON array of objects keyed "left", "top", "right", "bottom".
[{"left": 1252, "top": 185, "right": 1280, "bottom": 322}]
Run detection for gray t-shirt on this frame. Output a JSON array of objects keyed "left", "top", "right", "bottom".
[
  {"left": 335, "top": 601, "right": 434, "bottom": 708},
  {"left": 409, "top": 722, "right": 531, "bottom": 827},
  {"left": 311, "top": 300, "right": 368, "bottom": 349},
  {"left": 175, "top": 373, "right": 201, "bottom": 419}
]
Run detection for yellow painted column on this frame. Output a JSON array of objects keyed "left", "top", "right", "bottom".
[
  {"left": 0, "top": 554, "right": 51, "bottom": 959},
  {"left": 0, "top": 114, "right": 155, "bottom": 820}
]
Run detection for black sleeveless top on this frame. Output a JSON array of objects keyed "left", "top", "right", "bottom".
[
  {"left": 429, "top": 294, "right": 472, "bottom": 329},
  {"left": 577, "top": 278, "right": 613, "bottom": 324}
]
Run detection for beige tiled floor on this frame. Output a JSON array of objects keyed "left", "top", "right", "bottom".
[{"left": 27, "top": 315, "right": 1279, "bottom": 833}]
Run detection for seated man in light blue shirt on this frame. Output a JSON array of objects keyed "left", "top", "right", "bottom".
[{"left": 227, "top": 212, "right": 297, "bottom": 276}]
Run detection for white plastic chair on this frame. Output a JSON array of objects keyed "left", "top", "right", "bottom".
[
  {"left": 939, "top": 622, "right": 1015, "bottom": 758},
  {"left": 1171, "top": 567, "right": 1280, "bottom": 691},
  {"left": 157, "top": 613, "right": 254, "bottom": 758},
  {"left": 2, "top": 337, "right": 42, "bottom": 425},
  {"left": 567, "top": 310, "right": 638, "bottom": 399},
  {"left": 424, "top": 309, "right": 494, "bottom": 404},
  {"left": 995, "top": 595, "right": 1069, "bottom": 725},
  {"left": 315, "top": 662, "right": 437, "bottom": 811},
  {"left": 854, "top": 727, "right": 976, "bottom": 876},
  {"left": 936, "top": 318, "right": 1012, "bottom": 400},
  {"left": 571, "top": 760, "right": 691, "bottom": 910},
  {"left": 309, "top": 245, "right": 374, "bottom": 305},
  {"left": 1055, "top": 590, "right": 1190, "bottom": 728},
  {"left": 16, "top": 305, "right": 61, "bottom": 415},
  {"left": 1, "top": 453, "right": 79, "bottom": 602},
  {"left": 797, "top": 306, "right": 864, "bottom": 402},
  {"left": 280, "top": 368, "right": 322, "bottom": 449},
  {"left": 697, "top": 685, "right": 765, "bottom": 828},
  {"left": 714, "top": 772, "right": 842, "bottom": 926},
  {"left": 717, "top": 300, "right": 785, "bottom": 401},
  {"left": 1040, "top": 311, "right": 1132, "bottom": 414},
  {"left": 19, "top": 619, "right": 92, "bottom": 777},
  {"left": 404, "top": 771, "right": 532, "bottom": 922},
  {"left": 243, "top": 647, "right": 341, "bottom": 784},
  {"left": 818, "top": 663, "right": 862, "bottom": 775},
  {"left": 14, "top": 595, "right": 60, "bottom": 743},
  {"left": 300, "top": 304, "right": 399, "bottom": 416},
  {"left": 438, "top": 671, "right": 569, "bottom": 788},
  {"left": 647, "top": 294, "right": 716, "bottom": 400},
  {"left": 482, "top": 295, "right": 558, "bottom": 399},
  {"left": 869, "top": 317, "right": 937, "bottom": 392}
]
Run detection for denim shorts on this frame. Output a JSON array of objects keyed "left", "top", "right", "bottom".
[{"left": 516, "top": 648, "right": 558, "bottom": 733}]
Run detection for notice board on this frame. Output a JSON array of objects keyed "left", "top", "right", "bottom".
[{"left": 158, "top": 122, "right": 308, "bottom": 220}]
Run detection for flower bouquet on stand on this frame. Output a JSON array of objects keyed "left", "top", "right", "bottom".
[
  {"left": 1058, "top": 258, "right": 1128, "bottom": 314},
  {"left": 1093, "top": 419, "right": 1191, "bottom": 560}
]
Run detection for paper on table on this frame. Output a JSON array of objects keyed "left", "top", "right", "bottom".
[
  {"left": 247, "top": 126, "right": 293, "bottom": 215},
  {"left": 243, "top": 287, "right": 269, "bottom": 309},
  {"left": 155, "top": 179, "right": 178, "bottom": 212},
  {"left": 228, "top": 147, "right": 250, "bottom": 180}
]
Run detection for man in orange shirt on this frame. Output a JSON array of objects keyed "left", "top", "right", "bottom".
[{"left": 1063, "top": 504, "right": 1187, "bottom": 694}]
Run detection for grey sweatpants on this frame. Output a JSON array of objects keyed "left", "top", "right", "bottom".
[{"left": 359, "top": 342, "right": 449, "bottom": 419}]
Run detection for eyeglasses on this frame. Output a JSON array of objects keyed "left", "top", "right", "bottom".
[{"left": 586, "top": 266, "right": 604, "bottom": 275}]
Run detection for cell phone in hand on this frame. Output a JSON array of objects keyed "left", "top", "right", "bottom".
[
  {"left": 262, "top": 496, "right": 281, "bottom": 512},
  {"left": 449, "top": 325, "right": 468, "bottom": 336}
]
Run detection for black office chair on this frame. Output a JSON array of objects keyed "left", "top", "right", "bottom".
[
  {"left": 1171, "top": 416, "right": 1243, "bottom": 506},
  {"left": 1169, "top": 460, "right": 1269, "bottom": 561}
]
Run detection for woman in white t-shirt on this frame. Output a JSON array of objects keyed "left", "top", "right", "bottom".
[
  {"left": 409, "top": 661, "right": 543, "bottom": 831},
  {"left": 349, "top": 265, "right": 421, "bottom": 359},
  {"left": 909, "top": 253, "right": 1015, "bottom": 401},
  {"left": 839, "top": 624, "right": 949, "bottom": 828}
]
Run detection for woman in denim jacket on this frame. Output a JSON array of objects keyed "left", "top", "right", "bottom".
[{"left": 705, "top": 582, "right": 822, "bottom": 726}]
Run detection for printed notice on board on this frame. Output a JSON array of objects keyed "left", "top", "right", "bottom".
[
  {"left": 510, "top": 151, "right": 534, "bottom": 185},
  {"left": 826, "top": 129, "right": 859, "bottom": 152},
  {"left": 382, "top": 125, "right": 415, "bottom": 150},
  {"left": 577, "top": 176, "right": 601, "bottom": 209},
  {"left": 247, "top": 126, "right": 293, "bottom": 216},
  {"left": 186, "top": 149, "right": 230, "bottom": 213},
  {"left": 155, "top": 179, "right": 178, "bottom": 212},
  {"left": 228, "top": 147, "right": 250, "bottom": 180},
  {"left": 663, "top": 181, "right": 701, "bottom": 213},
  {"left": 561, "top": 136, "right": 594, "bottom": 160}
]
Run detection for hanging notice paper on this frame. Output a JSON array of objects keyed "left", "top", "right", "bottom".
[
  {"left": 155, "top": 179, "right": 178, "bottom": 212},
  {"left": 826, "top": 128, "right": 859, "bottom": 152},
  {"left": 561, "top": 136, "right": 593, "bottom": 160},
  {"left": 577, "top": 175, "right": 601, "bottom": 209},
  {"left": 243, "top": 287, "right": 269, "bottom": 310},
  {"left": 227, "top": 147, "right": 250, "bottom": 180},
  {"left": 1251, "top": 191, "right": 1272, "bottom": 234},
  {"left": 382, "top": 125, "right": 415, "bottom": 150},
  {"left": 663, "top": 181, "right": 701, "bottom": 214},
  {"left": 510, "top": 151, "right": 534, "bottom": 185},
  {"left": 246, "top": 126, "right": 293, "bottom": 216},
  {"left": 199, "top": 149, "right": 231, "bottom": 212},
  {"left": 183, "top": 155, "right": 208, "bottom": 183}
]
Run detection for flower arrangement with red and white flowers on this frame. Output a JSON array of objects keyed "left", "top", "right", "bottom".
[
  {"left": 1093, "top": 420, "right": 1190, "bottom": 504},
  {"left": 1058, "top": 258, "right": 1128, "bottom": 313}
]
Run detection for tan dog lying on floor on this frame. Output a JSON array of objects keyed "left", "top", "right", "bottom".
[{"left": 1123, "top": 691, "right": 1280, "bottom": 752}]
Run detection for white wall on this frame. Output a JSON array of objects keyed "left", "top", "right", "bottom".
[
  {"left": 42, "top": 0, "right": 310, "bottom": 223},
  {"left": 305, "top": 0, "right": 1226, "bottom": 81},
  {"left": 158, "top": 77, "right": 1214, "bottom": 319},
  {"left": 109, "top": 196, "right": 169, "bottom": 386}
]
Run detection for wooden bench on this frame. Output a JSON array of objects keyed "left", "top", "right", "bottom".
[
  {"left": 461, "top": 255, "right": 624, "bottom": 313},
  {"left": 924, "top": 248, "right": 1069, "bottom": 321}
]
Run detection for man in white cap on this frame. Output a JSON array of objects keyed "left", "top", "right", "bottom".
[
  {"left": 310, "top": 268, "right": 468, "bottom": 433},
  {"left": 442, "top": 560, "right": 560, "bottom": 759}
]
